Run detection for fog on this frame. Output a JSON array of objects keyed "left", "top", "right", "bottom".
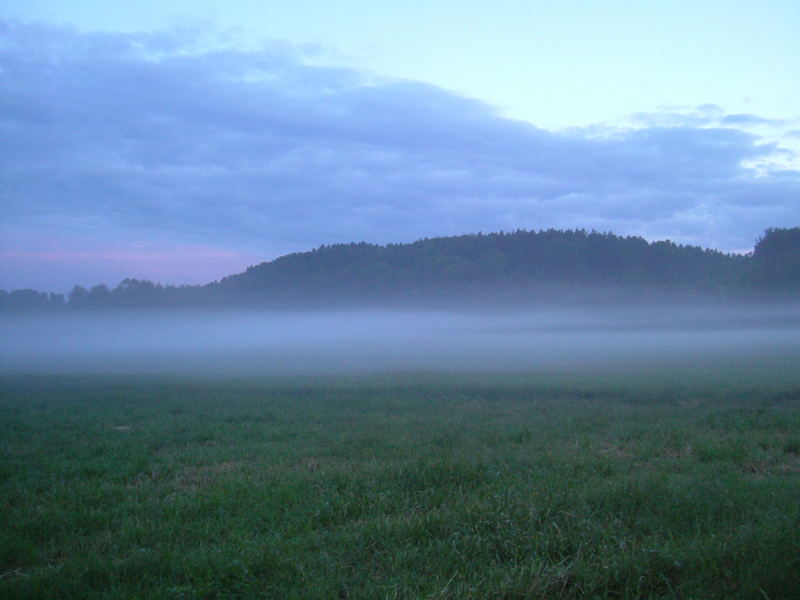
[{"left": 2, "top": 305, "right": 799, "bottom": 376}]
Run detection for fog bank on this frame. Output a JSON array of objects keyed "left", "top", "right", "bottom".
[{"left": 2, "top": 305, "right": 799, "bottom": 376}]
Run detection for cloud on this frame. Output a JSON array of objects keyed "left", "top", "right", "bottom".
[
  {"left": 1, "top": 21, "right": 798, "bottom": 290},
  {"left": 721, "top": 113, "right": 785, "bottom": 126}
]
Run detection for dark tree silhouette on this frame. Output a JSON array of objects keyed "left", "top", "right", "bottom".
[
  {"left": 752, "top": 227, "right": 800, "bottom": 288},
  {"left": 1, "top": 227, "right": 796, "bottom": 311}
]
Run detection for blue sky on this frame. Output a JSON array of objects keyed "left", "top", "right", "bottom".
[{"left": 1, "top": 1, "right": 799, "bottom": 291}]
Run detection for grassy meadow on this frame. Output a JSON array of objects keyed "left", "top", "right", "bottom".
[{"left": 1, "top": 361, "right": 799, "bottom": 599}]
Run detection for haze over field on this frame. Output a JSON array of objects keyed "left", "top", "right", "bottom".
[
  {"left": 3, "top": 305, "right": 799, "bottom": 375},
  {"left": 1, "top": 3, "right": 798, "bottom": 375},
  {"left": 3, "top": 6, "right": 800, "bottom": 598}
]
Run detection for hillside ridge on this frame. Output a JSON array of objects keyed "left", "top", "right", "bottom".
[{"left": 2, "top": 227, "right": 798, "bottom": 310}]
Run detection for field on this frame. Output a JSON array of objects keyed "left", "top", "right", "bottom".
[{"left": 2, "top": 361, "right": 800, "bottom": 599}]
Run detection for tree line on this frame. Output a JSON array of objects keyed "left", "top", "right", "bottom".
[{"left": 2, "top": 227, "right": 798, "bottom": 311}]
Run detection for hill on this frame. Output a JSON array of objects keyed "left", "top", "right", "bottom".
[
  {"left": 216, "top": 229, "right": 746, "bottom": 306},
  {"left": 2, "top": 227, "right": 798, "bottom": 310}
]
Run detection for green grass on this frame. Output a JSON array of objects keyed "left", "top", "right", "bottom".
[{"left": 1, "top": 365, "right": 799, "bottom": 599}]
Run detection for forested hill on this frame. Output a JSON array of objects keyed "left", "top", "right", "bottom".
[
  {"left": 2, "top": 227, "right": 799, "bottom": 310},
  {"left": 218, "top": 229, "right": 746, "bottom": 304}
]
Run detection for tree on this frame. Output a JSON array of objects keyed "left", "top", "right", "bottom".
[
  {"left": 88, "top": 284, "right": 112, "bottom": 308},
  {"left": 68, "top": 285, "right": 90, "bottom": 309},
  {"left": 6, "top": 289, "right": 49, "bottom": 310},
  {"left": 752, "top": 227, "right": 800, "bottom": 287}
]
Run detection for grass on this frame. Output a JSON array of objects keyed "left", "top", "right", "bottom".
[{"left": 1, "top": 363, "right": 799, "bottom": 599}]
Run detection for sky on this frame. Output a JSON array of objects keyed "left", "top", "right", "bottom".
[{"left": 1, "top": 0, "right": 799, "bottom": 292}]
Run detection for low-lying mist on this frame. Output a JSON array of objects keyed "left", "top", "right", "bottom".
[{"left": 2, "top": 304, "right": 799, "bottom": 376}]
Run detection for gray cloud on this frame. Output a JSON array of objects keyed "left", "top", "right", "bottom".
[{"left": 1, "top": 21, "right": 798, "bottom": 289}]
